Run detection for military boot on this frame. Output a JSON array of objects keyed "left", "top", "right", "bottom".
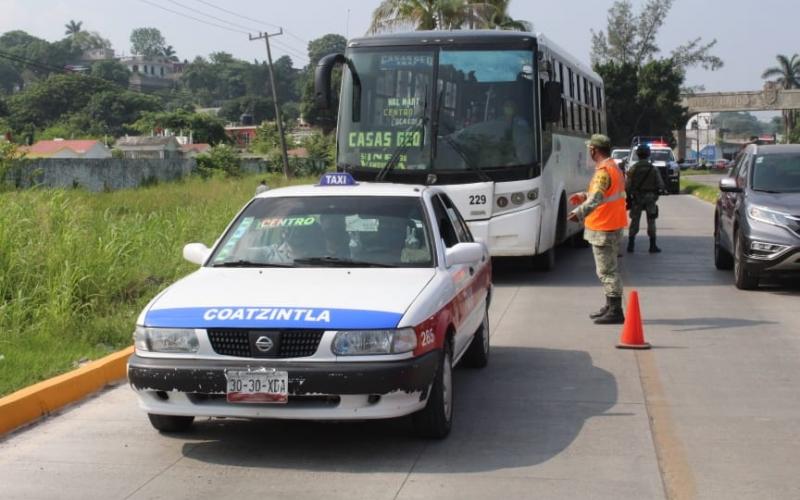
[
  {"left": 589, "top": 296, "right": 611, "bottom": 319},
  {"left": 594, "top": 296, "right": 625, "bottom": 325},
  {"left": 649, "top": 237, "right": 661, "bottom": 253},
  {"left": 627, "top": 236, "right": 635, "bottom": 253}
]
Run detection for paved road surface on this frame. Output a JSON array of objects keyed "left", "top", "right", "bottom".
[{"left": 2, "top": 195, "right": 799, "bottom": 500}]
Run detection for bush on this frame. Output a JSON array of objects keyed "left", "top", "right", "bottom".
[{"left": 196, "top": 144, "right": 241, "bottom": 178}]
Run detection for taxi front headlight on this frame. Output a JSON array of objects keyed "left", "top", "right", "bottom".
[
  {"left": 134, "top": 326, "right": 199, "bottom": 353},
  {"left": 332, "top": 328, "right": 417, "bottom": 356}
]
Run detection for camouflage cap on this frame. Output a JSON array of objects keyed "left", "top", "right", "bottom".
[{"left": 587, "top": 134, "right": 612, "bottom": 150}]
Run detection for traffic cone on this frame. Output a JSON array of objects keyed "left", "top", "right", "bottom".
[{"left": 616, "top": 290, "right": 651, "bottom": 350}]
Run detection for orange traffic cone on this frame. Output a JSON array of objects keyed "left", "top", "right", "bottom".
[{"left": 617, "top": 290, "right": 651, "bottom": 350}]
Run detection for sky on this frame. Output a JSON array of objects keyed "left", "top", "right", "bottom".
[{"left": 1, "top": 0, "right": 797, "bottom": 100}]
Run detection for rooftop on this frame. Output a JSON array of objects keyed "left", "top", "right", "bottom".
[{"left": 22, "top": 139, "right": 103, "bottom": 157}]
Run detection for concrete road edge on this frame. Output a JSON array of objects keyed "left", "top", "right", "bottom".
[{"left": 0, "top": 346, "right": 134, "bottom": 436}]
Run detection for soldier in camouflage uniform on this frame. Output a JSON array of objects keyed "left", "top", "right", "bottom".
[
  {"left": 568, "top": 135, "right": 628, "bottom": 325},
  {"left": 626, "top": 144, "right": 665, "bottom": 253}
]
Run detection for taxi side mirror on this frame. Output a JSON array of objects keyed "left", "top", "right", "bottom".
[
  {"left": 445, "top": 242, "right": 484, "bottom": 267},
  {"left": 183, "top": 243, "right": 211, "bottom": 266}
]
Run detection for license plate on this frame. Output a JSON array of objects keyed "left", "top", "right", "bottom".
[{"left": 225, "top": 369, "right": 288, "bottom": 404}]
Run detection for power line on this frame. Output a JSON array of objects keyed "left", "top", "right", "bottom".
[
  {"left": 137, "top": 0, "right": 309, "bottom": 64},
  {"left": 191, "top": 0, "right": 309, "bottom": 45}
]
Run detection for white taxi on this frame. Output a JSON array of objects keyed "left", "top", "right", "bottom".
[{"left": 128, "top": 173, "right": 492, "bottom": 438}]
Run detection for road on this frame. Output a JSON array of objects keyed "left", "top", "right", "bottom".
[{"left": 2, "top": 195, "right": 799, "bottom": 500}]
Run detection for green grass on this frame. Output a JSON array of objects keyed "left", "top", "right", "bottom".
[
  {"left": 0, "top": 173, "right": 315, "bottom": 396},
  {"left": 680, "top": 178, "right": 719, "bottom": 204},
  {"left": 681, "top": 168, "right": 717, "bottom": 176}
]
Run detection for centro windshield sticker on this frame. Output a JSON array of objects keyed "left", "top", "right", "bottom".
[
  {"left": 260, "top": 216, "right": 316, "bottom": 228},
  {"left": 215, "top": 217, "right": 254, "bottom": 262},
  {"left": 144, "top": 307, "right": 403, "bottom": 329}
]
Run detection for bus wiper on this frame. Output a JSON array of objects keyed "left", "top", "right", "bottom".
[
  {"left": 211, "top": 260, "right": 295, "bottom": 268},
  {"left": 441, "top": 134, "right": 492, "bottom": 182},
  {"left": 293, "top": 257, "right": 396, "bottom": 268},
  {"left": 376, "top": 88, "right": 429, "bottom": 182}
]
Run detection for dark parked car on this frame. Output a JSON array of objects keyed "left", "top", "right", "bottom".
[{"left": 714, "top": 144, "right": 800, "bottom": 289}]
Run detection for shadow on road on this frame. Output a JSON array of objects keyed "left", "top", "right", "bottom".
[
  {"left": 176, "top": 346, "right": 618, "bottom": 474},
  {"left": 644, "top": 317, "right": 779, "bottom": 332}
]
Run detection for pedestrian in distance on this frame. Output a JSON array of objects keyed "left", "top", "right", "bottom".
[
  {"left": 568, "top": 134, "right": 628, "bottom": 325},
  {"left": 255, "top": 179, "right": 269, "bottom": 195},
  {"left": 626, "top": 144, "right": 665, "bottom": 253}
]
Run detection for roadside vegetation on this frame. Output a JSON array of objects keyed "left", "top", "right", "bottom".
[
  {"left": 680, "top": 178, "right": 719, "bottom": 204},
  {"left": 0, "top": 174, "right": 314, "bottom": 396}
]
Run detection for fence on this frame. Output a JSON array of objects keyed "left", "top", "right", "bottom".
[{"left": 3, "top": 157, "right": 328, "bottom": 192}]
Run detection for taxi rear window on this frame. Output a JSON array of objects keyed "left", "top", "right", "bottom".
[{"left": 210, "top": 196, "right": 434, "bottom": 268}]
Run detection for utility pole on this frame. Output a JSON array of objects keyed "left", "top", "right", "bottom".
[{"left": 250, "top": 29, "right": 291, "bottom": 178}]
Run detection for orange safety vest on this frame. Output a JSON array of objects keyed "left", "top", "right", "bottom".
[{"left": 585, "top": 158, "right": 628, "bottom": 232}]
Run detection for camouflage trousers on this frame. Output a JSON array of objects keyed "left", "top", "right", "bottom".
[
  {"left": 585, "top": 229, "right": 624, "bottom": 298},
  {"left": 628, "top": 193, "right": 659, "bottom": 239}
]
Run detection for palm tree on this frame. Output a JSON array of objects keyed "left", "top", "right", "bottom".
[
  {"left": 64, "top": 20, "right": 83, "bottom": 37},
  {"left": 369, "top": 0, "right": 467, "bottom": 33},
  {"left": 762, "top": 54, "right": 800, "bottom": 140},
  {"left": 162, "top": 45, "right": 178, "bottom": 62},
  {"left": 469, "top": 1, "right": 530, "bottom": 31}
]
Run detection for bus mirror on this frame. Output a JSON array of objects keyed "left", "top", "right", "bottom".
[
  {"left": 542, "top": 81, "right": 562, "bottom": 123},
  {"left": 315, "top": 53, "right": 346, "bottom": 110},
  {"left": 314, "top": 53, "right": 361, "bottom": 122}
]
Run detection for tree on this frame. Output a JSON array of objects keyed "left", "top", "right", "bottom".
[
  {"left": 762, "top": 54, "right": 800, "bottom": 139},
  {"left": 128, "top": 110, "right": 227, "bottom": 144},
  {"left": 130, "top": 27, "right": 166, "bottom": 58},
  {"left": 196, "top": 144, "right": 241, "bottom": 177},
  {"left": 90, "top": 60, "right": 131, "bottom": 87},
  {"left": 370, "top": 0, "right": 466, "bottom": 32},
  {"left": 64, "top": 20, "right": 83, "bottom": 37},
  {"left": 471, "top": 0, "right": 531, "bottom": 30},
  {"left": 595, "top": 59, "right": 686, "bottom": 145},
  {"left": 162, "top": 45, "right": 178, "bottom": 61},
  {"left": 591, "top": 0, "right": 722, "bottom": 72}
]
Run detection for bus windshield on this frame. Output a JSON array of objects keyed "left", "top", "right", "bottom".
[{"left": 338, "top": 47, "right": 536, "bottom": 176}]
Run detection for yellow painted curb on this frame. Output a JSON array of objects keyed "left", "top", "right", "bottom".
[{"left": 0, "top": 346, "right": 134, "bottom": 436}]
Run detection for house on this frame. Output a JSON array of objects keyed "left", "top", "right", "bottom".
[
  {"left": 115, "top": 136, "right": 181, "bottom": 159},
  {"left": 225, "top": 125, "right": 258, "bottom": 149},
  {"left": 118, "top": 56, "right": 177, "bottom": 92},
  {"left": 21, "top": 139, "right": 111, "bottom": 159},
  {"left": 180, "top": 143, "right": 212, "bottom": 158}
]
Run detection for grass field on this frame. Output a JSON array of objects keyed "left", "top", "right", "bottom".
[
  {"left": 680, "top": 178, "right": 719, "bottom": 204},
  {"left": 0, "top": 173, "right": 314, "bottom": 397}
]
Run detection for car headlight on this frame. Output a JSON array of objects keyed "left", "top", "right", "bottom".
[
  {"left": 134, "top": 326, "right": 199, "bottom": 353},
  {"left": 747, "top": 205, "right": 792, "bottom": 228},
  {"left": 332, "top": 328, "right": 417, "bottom": 356}
]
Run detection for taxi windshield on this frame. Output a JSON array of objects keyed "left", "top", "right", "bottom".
[{"left": 209, "top": 196, "right": 434, "bottom": 268}]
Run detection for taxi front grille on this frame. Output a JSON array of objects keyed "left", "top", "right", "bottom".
[{"left": 207, "top": 329, "right": 324, "bottom": 358}]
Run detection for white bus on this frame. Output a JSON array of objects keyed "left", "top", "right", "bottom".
[{"left": 315, "top": 30, "right": 605, "bottom": 269}]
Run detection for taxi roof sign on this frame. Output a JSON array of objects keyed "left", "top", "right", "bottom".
[{"left": 319, "top": 172, "right": 358, "bottom": 186}]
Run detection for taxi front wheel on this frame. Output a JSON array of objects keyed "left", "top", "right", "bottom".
[
  {"left": 462, "top": 307, "right": 490, "bottom": 368},
  {"left": 148, "top": 413, "right": 195, "bottom": 433},
  {"left": 412, "top": 342, "right": 453, "bottom": 439}
]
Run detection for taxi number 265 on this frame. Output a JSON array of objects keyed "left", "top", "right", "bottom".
[{"left": 469, "top": 194, "right": 487, "bottom": 205}]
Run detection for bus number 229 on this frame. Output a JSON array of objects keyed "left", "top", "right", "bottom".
[{"left": 469, "top": 194, "right": 487, "bottom": 205}]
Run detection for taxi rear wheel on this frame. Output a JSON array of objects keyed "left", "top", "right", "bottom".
[
  {"left": 412, "top": 341, "right": 453, "bottom": 439},
  {"left": 147, "top": 413, "right": 194, "bottom": 433},
  {"left": 462, "top": 307, "right": 489, "bottom": 368}
]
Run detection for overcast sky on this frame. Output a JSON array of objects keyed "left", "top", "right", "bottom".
[{"left": 2, "top": 0, "right": 797, "bottom": 97}]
